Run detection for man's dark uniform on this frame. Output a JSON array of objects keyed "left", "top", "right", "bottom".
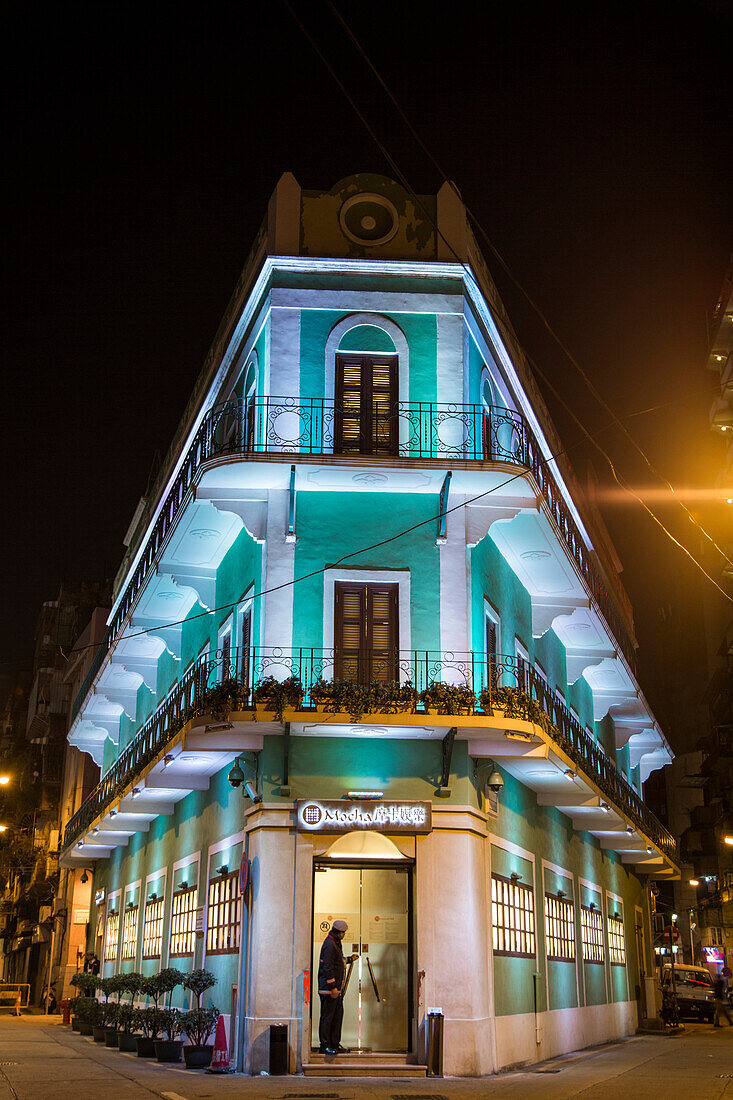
[{"left": 318, "top": 928, "right": 347, "bottom": 1051}]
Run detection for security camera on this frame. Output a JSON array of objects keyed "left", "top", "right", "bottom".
[{"left": 487, "top": 769, "right": 504, "bottom": 794}]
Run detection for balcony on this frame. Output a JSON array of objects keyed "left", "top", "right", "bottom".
[
  {"left": 63, "top": 646, "right": 676, "bottom": 868},
  {"left": 71, "top": 397, "right": 636, "bottom": 725}
]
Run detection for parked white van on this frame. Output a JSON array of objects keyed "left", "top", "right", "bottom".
[{"left": 661, "top": 964, "right": 715, "bottom": 1021}]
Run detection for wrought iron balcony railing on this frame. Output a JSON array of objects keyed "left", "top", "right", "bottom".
[
  {"left": 71, "top": 397, "right": 636, "bottom": 725},
  {"left": 64, "top": 646, "right": 674, "bottom": 862}
]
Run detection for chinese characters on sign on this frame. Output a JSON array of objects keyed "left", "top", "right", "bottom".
[{"left": 296, "top": 799, "right": 432, "bottom": 834}]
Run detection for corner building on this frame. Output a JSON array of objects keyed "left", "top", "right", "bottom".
[{"left": 61, "top": 174, "right": 679, "bottom": 1075}]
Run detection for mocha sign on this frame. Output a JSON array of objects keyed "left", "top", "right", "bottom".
[{"left": 296, "top": 799, "right": 432, "bottom": 834}]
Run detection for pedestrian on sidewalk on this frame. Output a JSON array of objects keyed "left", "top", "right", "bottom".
[
  {"left": 317, "top": 920, "right": 358, "bottom": 1055},
  {"left": 713, "top": 973, "right": 732, "bottom": 1027}
]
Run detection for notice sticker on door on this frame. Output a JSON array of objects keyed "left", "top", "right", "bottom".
[{"left": 366, "top": 913, "right": 407, "bottom": 943}]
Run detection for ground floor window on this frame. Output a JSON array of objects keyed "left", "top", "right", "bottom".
[
  {"left": 170, "top": 886, "right": 197, "bottom": 957},
  {"left": 608, "top": 913, "right": 626, "bottom": 965},
  {"left": 104, "top": 910, "right": 119, "bottom": 962},
  {"left": 581, "top": 904, "right": 604, "bottom": 963},
  {"left": 545, "top": 894, "right": 575, "bottom": 960},
  {"left": 143, "top": 897, "right": 164, "bottom": 959},
  {"left": 207, "top": 871, "right": 241, "bottom": 954},
  {"left": 121, "top": 904, "right": 138, "bottom": 961},
  {"left": 491, "top": 873, "right": 535, "bottom": 957}
]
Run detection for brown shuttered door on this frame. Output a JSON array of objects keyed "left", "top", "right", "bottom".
[
  {"left": 334, "top": 582, "right": 399, "bottom": 683},
  {"left": 334, "top": 353, "right": 398, "bottom": 455}
]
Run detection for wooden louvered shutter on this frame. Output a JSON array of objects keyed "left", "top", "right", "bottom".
[
  {"left": 335, "top": 353, "right": 398, "bottom": 456},
  {"left": 486, "top": 614, "right": 498, "bottom": 690},
  {"left": 335, "top": 582, "right": 399, "bottom": 684},
  {"left": 366, "top": 584, "right": 399, "bottom": 682},
  {"left": 239, "top": 609, "right": 251, "bottom": 692}
]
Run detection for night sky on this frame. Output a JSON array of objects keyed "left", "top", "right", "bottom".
[{"left": 2, "top": 2, "right": 731, "bottom": 738}]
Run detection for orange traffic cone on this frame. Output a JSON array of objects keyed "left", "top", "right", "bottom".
[{"left": 206, "top": 1014, "right": 232, "bottom": 1074}]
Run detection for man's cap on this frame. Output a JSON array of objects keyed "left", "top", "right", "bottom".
[{"left": 332, "top": 919, "right": 348, "bottom": 932}]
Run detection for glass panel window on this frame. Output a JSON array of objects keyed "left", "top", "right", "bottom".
[
  {"left": 608, "top": 912, "right": 626, "bottom": 966},
  {"left": 491, "top": 873, "right": 535, "bottom": 958},
  {"left": 121, "top": 904, "right": 139, "bottom": 961},
  {"left": 544, "top": 894, "right": 575, "bottom": 961},
  {"left": 207, "top": 872, "right": 241, "bottom": 955},
  {"left": 143, "top": 897, "right": 164, "bottom": 960},
  {"left": 581, "top": 904, "right": 604, "bottom": 963},
  {"left": 104, "top": 910, "right": 120, "bottom": 962},
  {"left": 170, "top": 886, "right": 197, "bottom": 957}
]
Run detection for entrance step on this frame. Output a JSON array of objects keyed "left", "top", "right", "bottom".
[{"left": 303, "top": 1053, "right": 426, "bottom": 1078}]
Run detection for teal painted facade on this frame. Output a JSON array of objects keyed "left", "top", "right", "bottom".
[{"left": 65, "top": 174, "right": 673, "bottom": 1075}]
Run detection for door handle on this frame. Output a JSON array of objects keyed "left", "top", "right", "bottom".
[
  {"left": 342, "top": 958, "right": 355, "bottom": 997},
  {"left": 366, "top": 956, "right": 381, "bottom": 1002}
]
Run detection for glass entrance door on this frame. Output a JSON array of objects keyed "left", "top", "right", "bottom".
[{"left": 312, "top": 863, "right": 410, "bottom": 1052}]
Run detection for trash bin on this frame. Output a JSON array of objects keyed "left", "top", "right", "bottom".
[
  {"left": 426, "top": 1010, "right": 444, "bottom": 1077},
  {"left": 269, "top": 1023, "right": 288, "bottom": 1075},
  {"left": 60, "top": 998, "right": 70, "bottom": 1025}
]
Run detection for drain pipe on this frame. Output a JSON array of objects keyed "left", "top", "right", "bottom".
[{"left": 533, "top": 971, "right": 542, "bottom": 1047}]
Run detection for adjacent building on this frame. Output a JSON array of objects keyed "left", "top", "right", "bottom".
[{"left": 59, "top": 174, "right": 677, "bottom": 1075}]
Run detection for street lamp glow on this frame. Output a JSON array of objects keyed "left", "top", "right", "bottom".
[
  {"left": 689, "top": 878, "right": 700, "bottom": 886},
  {"left": 0, "top": 776, "right": 9, "bottom": 785},
  {"left": 724, "top": 836, "right": 733, "bottom": 846},
  {"left": 0, "top": 825, "right": 7, "bottom": 833}
]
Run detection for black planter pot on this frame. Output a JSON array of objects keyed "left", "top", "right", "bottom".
[
  {"left": 71, "top": 1017, "right": 80, "bottom": 1032},
  {"left": 135, "top": 1036, "right": 156, "bottom": 1058},
  {"left": 78, "top": 1021, "right": 93, "bottom": 1036},
  {"left": 183, "top": 1044, "right": 213, "bottom": 1069},
  {"left": 117, "top": 1031, "right": 138, "bottom": 1052},
  {"left": 92, "top": 1025, "right": 107, "bottom": 1042},
  {"left": 104, "top": 1028, "right": 119, "bottom": 1048},
  {"left": 155, "top": 1039, "right": 183, "bottom": 1063}
]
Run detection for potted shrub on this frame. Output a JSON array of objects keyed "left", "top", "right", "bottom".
[
  {"left": 68, "top": 995, "right": 81, "bottom": 1031},
  {"left": 253, "top": 675, "right": 304, "bottom": 720},
  {"left": 89, "top": 997, "right": 106, "bottom": 1042},
  {"left": 181, "top": 969, "right": 218, "bottom": 1068},
  {"left": 154, "top": 1007, "right": 184, "bottom": 1062},
  {"left": 132, "top": 1005, "right": 157, "bottom": 1057},
  {"left": 116, "top": 973, "right": 143, "bottom": 1052},
  {"left": 420, "top": 680, "right": 476, "bottom": 714},
  {"left": 75, "top": 994, "right": 97, "bottom": 1036}
]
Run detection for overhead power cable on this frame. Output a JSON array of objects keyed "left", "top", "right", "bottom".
[
  {"left": 66, "top": 387, "right": 733, "bottom": 662},
  {"left": 318, "top": 0, "right": 733, "bottom": 574}
]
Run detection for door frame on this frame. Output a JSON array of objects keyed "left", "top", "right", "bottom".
[{"left": 311, "top": 857, "right": 415, "bottom": 1053}]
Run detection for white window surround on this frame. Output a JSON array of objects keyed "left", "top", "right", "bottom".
[
  {"left": 324, "top": 568, "right": 411, "bottom": 661},
  {"left": 325, "top": 313, "right": 409, "bottom": 408},
  {"left": 103, "top": 889, "right": 122, "bottom": 968}
]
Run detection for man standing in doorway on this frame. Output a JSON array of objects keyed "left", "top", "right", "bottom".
[{"left": 318, "top": 919, "right": 358, "bottom": 1055}]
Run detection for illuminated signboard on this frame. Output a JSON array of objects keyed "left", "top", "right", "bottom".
[{"left": 296, "top": 799, "right": 431, "bottom": 834}]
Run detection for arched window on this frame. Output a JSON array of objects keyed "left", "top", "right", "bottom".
[
  {"left": 325, "top": 315, "right": 409, "bottom": 456},
  {"left": 335, "top": 325, "right": 398, "bottom": 456}
]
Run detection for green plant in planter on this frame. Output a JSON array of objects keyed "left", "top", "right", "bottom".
[
  {"left": 183, "top": 969, "right": 216, "bottom": 1008},
  {"left": 140, "top": 1006, "right": 167, "bottom": 1041},
  {"left": 160, "top": 1007, "right": 183, "bottom": 1041},
  {"left": 202, "top": 678, "right": 246, "bottom": 720},
  {"left": 420, "top": 680, "right": 476, "bottom": 714},
  {"left": 116, "top": 1003, "right": 135, "bottom": 1034},
  {"left": 70, "top": 971, "right": 99, "bottom": 997},
  {"left": 85, "top": 998, "right": 104, "bottom": 1026},
  {"left": 181, "top": 1005, "right": 219, "bottom": 1048},
  {"left": 148, "top": 967, "right": 185, "bottom": 1007},
  {"left": 132, "top": 1006, "right": 155, "bottom": 1039},
  {"left": 253, "top": 675, "right": 304, "bottom": 720}
]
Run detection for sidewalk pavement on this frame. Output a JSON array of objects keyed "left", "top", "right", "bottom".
[{"left": 1, "top": 1015, "right": 732, "bottom": 1100}]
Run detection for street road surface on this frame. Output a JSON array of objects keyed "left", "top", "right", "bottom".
[{"left": 0, "top": 1015, "right": 732, "bottom": 1099}]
